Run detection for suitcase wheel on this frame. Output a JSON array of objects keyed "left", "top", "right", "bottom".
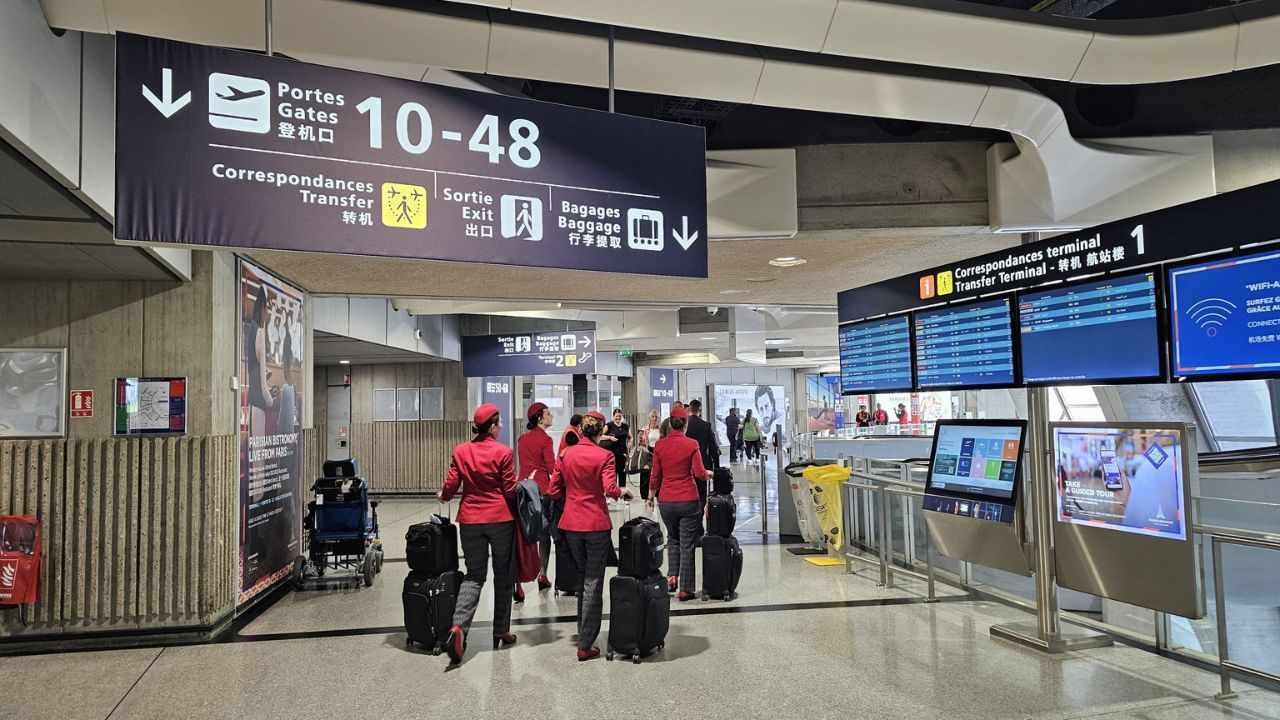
[
  {"left": 606, "top": 652, "right": 614, "bottom": 661},
  {"left": 633, "top": 656, "right": 642, "bottom": 665}
]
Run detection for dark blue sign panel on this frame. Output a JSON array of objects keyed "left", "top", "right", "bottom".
[
  {"left": 463, "top": 331, "right": 595, "bottom": 377},
  {"left": 914, "top": 298, "right": 1015, "bottom": 389},
  {"left": 838, "top": 316, "right": 913, "bottom": 394},
  {"left": 114, "top": 34, "right": 707, "bottom": 277},
  {"left": 1169, "top": 248, "right": 1280, "bottom": 380},
  {"left": 649, "top": 368, "right": 675, "bottom": 414},
  {"left": 481, "top": 376, "right": 514, "bottom": 446},
  {"left": 1018, "top": 271, "right": 1163, "bottom": 384}
]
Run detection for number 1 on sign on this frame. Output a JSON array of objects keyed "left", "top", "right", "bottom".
[{"left": 1131, "top": 224, "right": 1145, "bottom": 255}]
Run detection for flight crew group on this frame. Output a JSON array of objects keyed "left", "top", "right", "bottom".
[{"left": 438, "top": 400, "right": 715, "bottom": 665}]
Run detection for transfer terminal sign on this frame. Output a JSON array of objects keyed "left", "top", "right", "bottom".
[{"left": 114, "top": 34, "right": 708, "bottom": 277}]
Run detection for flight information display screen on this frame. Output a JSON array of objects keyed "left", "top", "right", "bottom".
[
  {"left": 1018, "top": 271, "right": 1163, "bottom": 384},
  {"left": 1168, "top": 248, "right": 1280, "bottom": 379},
  {"left": 914, "top": 297, "right": 1015, "bottom": 389},
  {"left": 839, "top": 316, "right": 912, "bottom": 393}
]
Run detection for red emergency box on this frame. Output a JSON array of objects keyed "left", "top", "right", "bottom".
[{"left": 0, "top": 516, "right": 40, "bottom": 606}]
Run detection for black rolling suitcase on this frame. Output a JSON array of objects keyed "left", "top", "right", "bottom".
[
  {"left": 706, "top": 493, "right": 736, "bottom": 538},
  {"left": 406, "top": 515, "right": 459, "bottom": 576},
  {"left": 403, "top": 570, "right": 462, "bottom": 653},
  {"left": 617, "top": 517, "right": 664, "bottom": 579},
  {"left": 701, "top": 534, "right": 743, "bottom": 600},
  {"left": 607, "top": 572, "right": 669, "bottom": 663},
  {"left": 554, "top": 533, "right": 580, "bottom": 596}
]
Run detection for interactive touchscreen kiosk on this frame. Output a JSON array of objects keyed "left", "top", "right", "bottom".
[
  {"left": 838, "top": 315, "right": 913, "bottom": 393},
  {"left": 923, "top": 420, "right": 1031, "bottom": 575},
  {"left": 1018, "top": 270, "right": 1163, "bottom": 385},
  {"left": 914, "top": 297, "right": 1016, "bottom": 390},
  {"left": 1168, "top": 247, "right": 1280, "bottom": 380},
  {"left": 1051, "top": 423, "right": 1203, "bottom": 618}
]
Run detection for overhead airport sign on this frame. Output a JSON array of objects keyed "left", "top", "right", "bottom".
[
  {"left": 462, "top": 331, "right": 596, "bottom": 377},
  {"left": 838, "top": 180, "right": 1280, "bottom": 323},
  {"left": 114, "top": 34, "right": 708, "bottom": 278}
]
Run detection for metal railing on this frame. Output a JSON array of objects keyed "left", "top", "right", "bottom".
[{"left": 831, "top": 456, "right": 1280, "bottom": 698}]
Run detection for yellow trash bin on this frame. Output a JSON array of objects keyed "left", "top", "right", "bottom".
[{"left": 802, "top": 464, "right": 849, "bottom": 552}]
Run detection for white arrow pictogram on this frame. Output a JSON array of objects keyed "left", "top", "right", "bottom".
[
  {"left": 581, "top": 335, "right": 593, "bottom": 349},
  {"left": 672, "top": 215, "right": 699, "bottom": 250},
  {"left": 142, "top": 68, "right": 191, "bottom": 118}
]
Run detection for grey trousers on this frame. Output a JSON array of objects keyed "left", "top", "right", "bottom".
[
  {"left": 564, "top": 529, "right": 610, "bottom": 650},
  {"left": 659, "top": 501, "right": 703, "bottom": 592},
  {"left": 452, "top": 521, "right": 515, "bottom": 636}
]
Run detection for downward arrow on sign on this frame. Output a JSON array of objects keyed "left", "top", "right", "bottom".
[
  {"left": 142, "top": 68, "right": 191, "bottom": 118},
  {"left": 673, "top": 215, "right": 699, "bottom": 250}
]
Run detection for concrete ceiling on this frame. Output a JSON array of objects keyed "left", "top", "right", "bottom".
[
  {"left": 252, "top": 226, "right": 1016, "bottom": 306},
  {"left": 314, "top": 330, "right": 451, "bottom": 366}
]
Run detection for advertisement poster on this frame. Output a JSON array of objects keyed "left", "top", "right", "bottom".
[
  {"left": 805, "top": 374, "right": 843, "bottom": 432},
  {"left": 649, "top": 368, "right": 675, "bottom": 416},
  {"left": 238, "top": 259, "right": 306, "bottom": 605},
  {"left": 712, "top": 384, "right": 787, "bottom": 447},
  {"left": 1054, "top": 427, "right": 1186, "bottom": 541}
]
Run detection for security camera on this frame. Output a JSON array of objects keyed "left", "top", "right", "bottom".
[
  {"left": 707, "top": 306, "right": 720, "bottom": 315},
  {"left": 415, "top": 329, "right": 423, "bottom": 340}
]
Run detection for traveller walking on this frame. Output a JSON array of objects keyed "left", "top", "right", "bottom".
[
  {"left": 648, "top": 405, "right": 711, "bottom": 600},
  {"left": 637, "top": 410, "right": 661, "bottom": 499},
  {"left": 439, "top": 404, "right": 519, "bottom": 665},
  {"left": 600, "top": 408, "right": 630, "bottom": 489},
  {"left": 516, "top": 402, "right": 556, "bottom": 593},
  {"left": 741, "top": 409, "right": 763, "bottom": 462},
  {"left": 725, "top": 407, "right": 741, "bottom": 462},
  {"left": 548, "top": 411, "right": 632, "bottom": 661},
  {"left": 685, "top": 399, "right": 720, "bottom": 505}
]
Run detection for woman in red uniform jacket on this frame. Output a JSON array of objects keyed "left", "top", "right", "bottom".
[
  {"left": 648, "top": 405, "right": 711, "bottom": 600},
  {"left": 516, "top": 401, "right": 556, "bottom": 593},
  {"left": 439, "top": 403, "right": 518, "bottom": 665},
  {"left": 548, "top": 411, "right": 632, "bottom": 661}
]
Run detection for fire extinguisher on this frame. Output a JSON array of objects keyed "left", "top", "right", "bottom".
[{"left": 0, "top": 516, "right": 40, "bottom": 606}]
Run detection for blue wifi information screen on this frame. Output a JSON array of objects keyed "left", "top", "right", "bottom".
[
  {"left": 1169, "top": 249, "right": 1280, "bottom": 378},
  {"left": 1018, "top": 271, "right": 1162, "bottom": 383}
]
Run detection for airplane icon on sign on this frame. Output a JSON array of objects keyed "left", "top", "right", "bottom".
[{"left": 216, "top": 86, "right": 266, "bottom": 102}]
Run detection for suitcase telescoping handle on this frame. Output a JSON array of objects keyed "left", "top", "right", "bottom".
[{"left": 436, "top": 498, "right": 454, "bottom": 522}]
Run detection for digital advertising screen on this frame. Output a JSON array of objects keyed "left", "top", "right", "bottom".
[
  {"left": 926, "top": 420, "right": 1026, "bottom": 508},
  {"left": 1169, "top": 248, "right": 1280, "bottom": 380},
  {"left": 1053, "top": 426, "right": 1187, "bottom": 541},
  {"left": 1018, "top": 271, "right": 1163, "bottom": 384},
  {"left": 838, "top": 315, "right": 913, "bottom": 394},
  {"left": 914, "top": 297, "right": 1016, "bottom": 389}
]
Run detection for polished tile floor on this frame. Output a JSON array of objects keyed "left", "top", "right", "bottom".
[{"left": 2, "top": 496, "right": 1276, "bottom": 720}]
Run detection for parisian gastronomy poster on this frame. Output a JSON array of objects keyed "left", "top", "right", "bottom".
[{"left": 238, "top": 259, "right": 306, "bottom": 605}]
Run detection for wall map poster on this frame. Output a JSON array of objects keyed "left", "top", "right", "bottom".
[{"left": 238, "top": 259, "right": 306, "bottom": 605}]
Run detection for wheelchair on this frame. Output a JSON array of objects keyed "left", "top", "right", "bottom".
[{"left": 302, "top": 459, "right": 384, "bottom": 586}]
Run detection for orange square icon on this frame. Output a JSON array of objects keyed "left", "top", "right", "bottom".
[
  {"left": 919, "top": 275, "right": 936, "bottom": 300},
  {"left": 1002, "top": 440, "right": 1019, "bottom": 460}
]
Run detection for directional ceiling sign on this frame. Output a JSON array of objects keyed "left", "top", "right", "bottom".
[
  {"left": 462, "top": 331, "right": 596, "bottom": 377},
  {"left": 114, "top": 33, "right": 709, "bottom": 278}
]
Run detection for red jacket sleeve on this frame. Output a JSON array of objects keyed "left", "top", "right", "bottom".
[
  {"left": 441, "top": 452, "right": 462, "bottom": 502},
  {"left": 650, "top": 441, "right": 666, "bottom": 497},
  {"left": 691, "top": 445, "right": 707, "bottom": 481},
  {"left": 548, "top": 462, "right": 565, "bottom": 500},
  {"left": 542, "top": 435, "right": 556, "bottom": 480},
  {"left": 498, "top": 449, "right": 517, "bottom": 499},
  {"left": 602, "top": 454, "right": 621, "bottom": 500}
]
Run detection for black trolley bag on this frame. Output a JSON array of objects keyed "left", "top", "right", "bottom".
[
  {"left": 607, "top": 572, "right": 670, "bottom": 662},
  {"left": 405, "top": 514, "right": 459, "bottom": 576},
  {"left": 705, "top": 493, "right": 737, "bottom": 538},
  {"left": 547, "top": 498, "right": 580, "bottom": 596},
  {"left": 617, "top": 517, "right": 664, "bottom": 578},
  {"left": 403, "top": 569, "right": 463, "bottom": 653},
  {"left": 700, "top": 534, "right": 743, "bottom": 600}
]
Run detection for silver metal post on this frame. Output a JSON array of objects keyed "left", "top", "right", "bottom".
[
  {"left": 607, "top": 26, "right": 615, "bottom": 113},
  {"left": 265, "top": 0, "right": 274, "bottom": 56},
  {"left": 879, "top": 487, "right": 893, "bottom": 588},
  {"left": 925, "top": 526, "right": 936, "bottom": 602},
  {"left": 990, "top": 387, "right": 1111, "bottom": 653},
  {"left": 1212, "top": 537, "right": 1237, "bottom": 700},
  {"left": 759, "top": 456, "right": 768, "bottom": 536},
  {"left": 1028, "top": 387, "right": 1060, "bottom": 637}
]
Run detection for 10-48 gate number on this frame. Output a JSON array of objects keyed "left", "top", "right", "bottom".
[{"left": 355, "top": 97, "right": 541, "bottom": 169}]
